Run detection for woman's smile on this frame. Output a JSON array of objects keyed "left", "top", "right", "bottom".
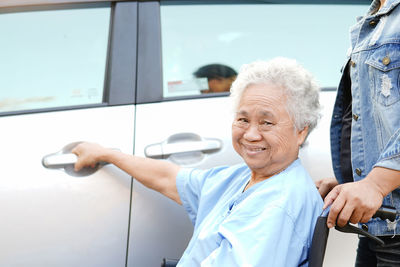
[{"left": 241, "top": 143, "right": 267, "bottom": 156}]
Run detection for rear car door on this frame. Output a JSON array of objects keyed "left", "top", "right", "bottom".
[
  {"left": 0, "top": 2, "right": 137, "bottom": 266},
  {"left": 129, "top": 1, "right": 369, "bottom": 267}
]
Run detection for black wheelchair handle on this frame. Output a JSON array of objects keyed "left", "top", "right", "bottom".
[
  {"left": 335, "top": 206, "right": 397, "bottom": 247},
  {"left": 335, "top": 223, "right": 385, "bottom": 246},
  {"left": 372, "top": 206, "right": 397, "bottom": 222}
]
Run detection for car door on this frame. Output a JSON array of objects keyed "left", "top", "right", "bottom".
[
  {"left": 128, "top": 1, "right": 369, "bottom": 267},
  {"left": 0, "top": 2, "right": 137, "bottom": 266}
]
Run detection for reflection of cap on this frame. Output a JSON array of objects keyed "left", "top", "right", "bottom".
[{"left": 193, "top": 64, "right": 237, "bottom": 80}]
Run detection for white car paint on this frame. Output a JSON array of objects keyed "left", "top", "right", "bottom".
[{"left": 0, "top": 106, "right": 134, "bottom": 266}]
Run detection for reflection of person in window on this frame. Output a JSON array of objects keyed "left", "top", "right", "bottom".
[{"left": 193, "top": 64, "right": 237, "bottom": 94}]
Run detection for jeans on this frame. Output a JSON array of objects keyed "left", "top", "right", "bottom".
[{"left": 355, "top": 236, "right": 400, "bottom": 267}]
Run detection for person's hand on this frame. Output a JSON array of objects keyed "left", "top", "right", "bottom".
[
  {"left": 315, "top": 177, "right": 338, "bottom": 199},
  {"left": 323, "top": 178, "right": 384, "bottom": 228},
  {"left": 71, "top": 142, "right": 107, "bottom": 171}
]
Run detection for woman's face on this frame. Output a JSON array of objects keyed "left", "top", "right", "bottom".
[{"left": 232, "top": 83, "right": 308, "bottom": 178}]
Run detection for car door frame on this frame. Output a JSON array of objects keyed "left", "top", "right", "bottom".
[
  {"left": 0, "top": 0, "right": 137, "bottom": 118},
  {"left": 0, "top": 1, "right": 138, "bottom": 266},
  {"left": 135, "top": 0, "right": 371, "bottom": 105}
]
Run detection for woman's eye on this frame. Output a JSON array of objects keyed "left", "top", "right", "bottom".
[
  {"left": 259, "top": 120, "right": 273, "bottom": 131},
  {"left": 234, "top": 118, "right": 248, "bottom": 128}
]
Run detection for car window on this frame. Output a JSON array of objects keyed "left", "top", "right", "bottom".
[
  {"left": 0, "top": 3, "right": 111, "bottom": 113},
  {"left": 160, "top": 3, "right": 368, "bottom": 98}
]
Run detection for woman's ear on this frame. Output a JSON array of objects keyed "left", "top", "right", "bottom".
[{"left": 297, "top": 126, "right": 309, "bottom": 146}]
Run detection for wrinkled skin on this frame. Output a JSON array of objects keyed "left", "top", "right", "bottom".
[{"left": 231, "top": 83, "right": 308, "bottom": 189}]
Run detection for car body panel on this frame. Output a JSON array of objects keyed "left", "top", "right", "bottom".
[
  {"left": 0, "top": 1, "right": 371, "bottom": 266},
  {"left": 128, "top": 97, "right": 243, "bottom": 266},
  {"left": 0, "top": 106, "right": 134, "bottom": 266}
]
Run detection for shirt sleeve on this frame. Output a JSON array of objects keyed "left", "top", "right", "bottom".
[
  {"left": 200, "top": 205, "right": 309, "bottom": 267},
  {"left": 176, "top": 168, "right": 202, "bottom": 225},
  {"left": 176, "top": 167, "right": 226, "bottom": 225}
]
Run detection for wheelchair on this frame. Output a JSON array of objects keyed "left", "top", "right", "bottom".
[{"left": 162, "top": 206, "right": 397, "bottom": 267}]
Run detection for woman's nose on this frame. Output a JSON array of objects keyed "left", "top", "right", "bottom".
[{"left": 243, "top": 124, "right": 262, "bottom": 141}]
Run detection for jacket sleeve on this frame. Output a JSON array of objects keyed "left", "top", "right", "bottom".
[{"left": 375, "top": 127, "right": 400, "bottom": 171}]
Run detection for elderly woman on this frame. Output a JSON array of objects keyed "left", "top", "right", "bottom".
[{"left": 72, "top": 57, "right": 323, "bottom": 266}]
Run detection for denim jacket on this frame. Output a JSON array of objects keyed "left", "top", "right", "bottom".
[{"left": 330, "top": 0, "right": 400, "bottom": 236}]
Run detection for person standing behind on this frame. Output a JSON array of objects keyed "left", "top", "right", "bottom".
[{"left": 316, "top": 0, "right": 400, "bottom": 266}]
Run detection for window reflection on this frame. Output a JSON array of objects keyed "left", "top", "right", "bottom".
[
  {"left": 193, "top": 64, "right": 237, "bottom": 94},
  {"left": 0, "top": 3, "right": 111, "bottom": 113},
  {"left": 160, "top": 3, "right": 368, "bottom": 98}
]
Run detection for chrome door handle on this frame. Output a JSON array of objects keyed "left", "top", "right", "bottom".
[
  {"left": 42, "top": 153, "right": 78, "bottom": 168},
  {"left": 144, "top": 133, "right": 222, "bottom": 159},
  {"left": 42, "top": 142, "right": 114, "bottom": 177},
  {"left": 42, "top": 152, "right": 109, "bottom": 169},
  {"left": 145, "top": 138, "right": 222, "bottom": 159}
]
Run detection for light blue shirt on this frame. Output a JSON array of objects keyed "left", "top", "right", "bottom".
[{"left": 176, "top": 159, "right": 323, "bottom": 267}]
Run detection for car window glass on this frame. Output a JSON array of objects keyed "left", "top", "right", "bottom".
[
  {"left": 0, "top": 3, "right": 111, "bottom": 113},
  {"left": 160, "top": 3, "right": 368, "bottom": 98}
]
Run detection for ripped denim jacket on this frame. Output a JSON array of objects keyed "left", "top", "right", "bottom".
[{"left": 330, "top": 0, "right": 400, "bottom": 236}]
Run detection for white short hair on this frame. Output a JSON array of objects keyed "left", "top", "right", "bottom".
[{"left": 230, "top": 57, "right": 321, "bottom": 136}]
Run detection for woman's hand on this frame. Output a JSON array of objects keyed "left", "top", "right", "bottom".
[
  {"left": 71, "top": 142, "right": 109, "bottom": 171},
  {"left": 323, "top": 179, "right": 384, "bottom": 228},
  {"left": 315, "top": 177, "right": 338, "bottom": 199},
  {"left": 323, "top": 167, "right": 400, "bottom": 228}
]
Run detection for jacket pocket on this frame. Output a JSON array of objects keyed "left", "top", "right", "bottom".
[{"left": 366, "top": 43, "right": 400, "bottom": 106}]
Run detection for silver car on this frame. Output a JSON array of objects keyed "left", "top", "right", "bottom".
[{"left": 0, "top": 0, "right": 369, "bottom": 266}]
